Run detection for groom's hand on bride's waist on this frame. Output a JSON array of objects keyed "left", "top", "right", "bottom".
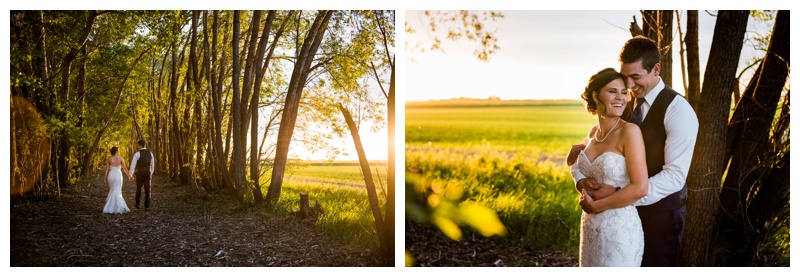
[
  {"left": 586, "top": 184, "right": 615, "bottom": 201},
  {"left": 577, "top": 178, "right": 615, "bottom": 201}
]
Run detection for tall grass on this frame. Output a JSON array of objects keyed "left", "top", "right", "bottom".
[
  {"left": 261, "top": 162, "right": 387, "bottom": 249},
  {"left": 406, "top": 100, "right": 591, "bottom": 251},
  {"left": 277, "top": 180, "right": 383, "bottom": 248},
  {"left": 406, "top": 146, "right": 582, "bottom": 251}
]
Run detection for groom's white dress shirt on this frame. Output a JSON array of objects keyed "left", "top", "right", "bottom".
[
  {"left": 130, "top": 147, "right": 155, "bottom": 174},
  {"left": 571, "top": 78, "right": 698, "bottom": 206}
]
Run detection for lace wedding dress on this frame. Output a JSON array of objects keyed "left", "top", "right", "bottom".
[
  {"left": 103, "top": 165, "right": 130, "bottom": 214},
  {"left": 577, "top": 151, "right": 644, "bottom": 267}
]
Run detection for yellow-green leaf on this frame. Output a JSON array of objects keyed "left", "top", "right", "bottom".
[
  {"left": 459, "top": 203, "right": 507, "bottom": 237},
  {"left": 432, "top": 215, "right": 462, "bottom": 241}
]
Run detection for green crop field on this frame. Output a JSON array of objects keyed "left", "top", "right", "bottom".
[
  {"left": 406, "top": 99, "right": 597, "bottom": 155},
  {"left": 287, "top": 162, "right": 388, "bottom": 187},
  {"left": 405, "top": 99, "right": 597, "bottom": 252}
]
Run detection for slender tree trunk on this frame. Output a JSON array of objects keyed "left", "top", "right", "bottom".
[
  {"left": 659, "top": 11, "right": 673, "bottom": 87},
  {"left": 717, "top": 10, "right": 789, "bottom": 266},
  {"left": 338, "top": 103, "right": 387, "bottom": 259},
  {"left": 680, "top": 10, "right": 750, "bottom": 266},
  {"left": 384, "top": 66, "right": 396, "bottom": 266},
  {"left": 249, "top": 11, "right": 277, "bottom": 204},
  {"left": 232, "top": 11, "right": 245, "bottom": 200},
  {"left": 266, "top": 11, "right": 333, "bottom": 202},
  {"left": 686, "top": 11, "right": 700, "bottom": 111}
]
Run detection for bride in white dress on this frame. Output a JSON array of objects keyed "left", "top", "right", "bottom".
[
  {"left": 570, "top": 68, "right": 648, "bottom": 266},
  {"left": 103, "top": 146, "right": 133, "bottom": 214}
]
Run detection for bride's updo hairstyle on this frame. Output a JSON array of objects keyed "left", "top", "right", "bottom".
[
  {"left": 582, "top": 68, "right": 625, "bottom": 116},
  {"left": 110, "top": 146, "right": 118, "bottom": 155}
]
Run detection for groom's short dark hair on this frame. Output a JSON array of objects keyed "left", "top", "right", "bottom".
[
  {"left": 137, "top": 140, "right": 146, "bottom": 147},
  {"left": 619, "top": 36, "right": 660, "bottom": 73}
]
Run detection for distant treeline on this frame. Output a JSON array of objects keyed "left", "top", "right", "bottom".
[{"left": 406, "top": 99, "right": 583, "bottom": 109}]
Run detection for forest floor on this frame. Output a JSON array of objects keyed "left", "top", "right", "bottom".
[
  {"left": 10, "top": 172, "right": 383, "bottom": 267},
  {"left": 405, "top": 220, "right": 579, "bottom": 267}
]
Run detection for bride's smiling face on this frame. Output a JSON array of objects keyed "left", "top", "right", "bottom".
[{"left": 593, "top": 78, "right": 629, "bottom": 118}]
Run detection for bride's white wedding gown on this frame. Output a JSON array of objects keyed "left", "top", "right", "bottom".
[
  {"left": 577, "top": 151, "right": 644, "bottom": 267},
  {"left": 103, "top": 165, "right": 130, "bottom": 214}
]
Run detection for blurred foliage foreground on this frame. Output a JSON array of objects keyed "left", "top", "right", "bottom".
[{"left": 404, "top": 147, "right": 581, "bottom": 266}]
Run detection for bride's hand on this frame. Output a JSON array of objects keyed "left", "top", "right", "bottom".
[{"left": 580, "top": 189, "right": 598, "bottom": 214}]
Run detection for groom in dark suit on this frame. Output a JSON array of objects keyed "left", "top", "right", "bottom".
[
  {"left": 129, "top": 140, "right": 155, "bottom": 210},
  {"left": 569, "top": 36, "right": 698, "bottom": 266}
]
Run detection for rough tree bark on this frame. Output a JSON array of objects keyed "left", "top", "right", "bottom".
[
  {"left": 231, "top": 11, "right": 246, "bottom": 200},
  {"left": 658, "top": 11, "right": 673, "bottom": 87},
  {"left": 680, "top": 10, "right": 750, "bottom": 267},
  {"left": 686, "top": 11, "right": 701, "bottom": 111},
  {"left": 717, "top": 10, "right": 789, "bottom": 266}
]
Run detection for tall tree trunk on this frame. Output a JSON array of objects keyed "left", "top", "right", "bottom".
[
  {"left": 658, "top": 11, "right": 673, "bottom": 87},
  {"left": 239, "top": 11, "right": 261, "bottom": 179},
  {"left": 686, "top": 11, "right": 701, "bottom": 111},
  {"left": 372, "top": 10, "right": 396, "bottom": 265},
  {"left": 338, "top": 103, "right": 388, "bottom": 260},
  {"left": 384, "top": 66, "right": 396, "bottom": 266},
  {"left": 207, "top": 11, "right": 232, "bottom": 193},
  {"left": 266, "top": 11, "right": 333, "bottom": 202},
  {"left": 717, "top": 10, "right": 789, "bottom": 266},
  {"left": 680, "top": 10, "right": 750, "bottom": 267},
  {"left": 232, "top": 11, "right": 245, "bottom": 201},
  {"left": 249, "top": 11, "right": 278, "bottom": 204},
  {"left": 55, "top": 11, "right": 98, "bottom": 188}
]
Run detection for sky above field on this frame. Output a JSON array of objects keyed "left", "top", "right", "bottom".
[{"left": 405, "top": 10, "right": 774, "bottom": 101}]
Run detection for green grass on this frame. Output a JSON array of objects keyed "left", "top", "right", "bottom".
[
  {"left": 276, "top": 179, "right": 385, "bottom": 248},
  {"left": 406, "top": 100, "right": 596, "bottom": 155},
  {"left": 260, "top": 160, "right": 388, "bottom": 249},
  {"left": 405, "top": 99, "right": 596, "bottom": 251},
  {"left": 288, "top": 162, "right": 388, "bottom": 187}
]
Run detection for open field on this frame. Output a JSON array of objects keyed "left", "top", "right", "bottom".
[
  {"left": 287, "top": 161, "right": 388, "bottom": 188},
  {"left": 405, "top": 99, "right": 595, "bottom": 258},
  {"left": 406, "top": 100, "right": 596, "bottom": 155}
]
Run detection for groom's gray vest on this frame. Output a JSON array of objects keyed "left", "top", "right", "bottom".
[
  {"left": 134, "top": 148, "right": 152, "bottom": 175},
  {"left": 622, "top": 86, "right": 688, "bottom": 217}
]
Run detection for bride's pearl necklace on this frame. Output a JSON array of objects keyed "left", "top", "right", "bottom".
[{"left": 595, "top": 117, "right": 620, "bottom": 143}]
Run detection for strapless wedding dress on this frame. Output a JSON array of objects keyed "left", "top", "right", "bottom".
[
  {"left": 103, "top": 165, "right": 130, "bottom": 214},
  {"left": 577, "top": 151, "right": 644, "bottom": 267}
]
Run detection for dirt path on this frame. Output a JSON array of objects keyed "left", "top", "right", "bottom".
[
  {"left": 10, "top": 172, "right": 382, "bottom": 266},
  {"left": 406, "top": 220, "right": 578, "bottom": 267}
]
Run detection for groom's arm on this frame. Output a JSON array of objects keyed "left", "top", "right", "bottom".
[
  {"left": 130, "top": 151, "right": 140, "bottom": 173},
  {"left": 634, "top": 97, "right": 698, "bottom": 206}
]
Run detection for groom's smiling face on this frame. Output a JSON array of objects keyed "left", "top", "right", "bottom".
[{"left": 620, "top": 60, "right": 660, "bottom": 99}]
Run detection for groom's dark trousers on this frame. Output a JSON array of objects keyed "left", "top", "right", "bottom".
[
  {"left": 623, "top": 86, "right": 688, "bottom": 267},
  {"left": 134, "top": 148, "right": 152, "bottom": 209},
  {"left": 135, "top": 171, "right": 151, "bottom": 209}
]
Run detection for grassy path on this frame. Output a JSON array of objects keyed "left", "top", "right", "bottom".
[{"left": 10, "top": 171, "right": 381, "bottom": 266}]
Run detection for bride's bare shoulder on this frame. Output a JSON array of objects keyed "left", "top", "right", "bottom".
[{"left": 619, "top": 121, "right": 643, "bottom": 139}]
